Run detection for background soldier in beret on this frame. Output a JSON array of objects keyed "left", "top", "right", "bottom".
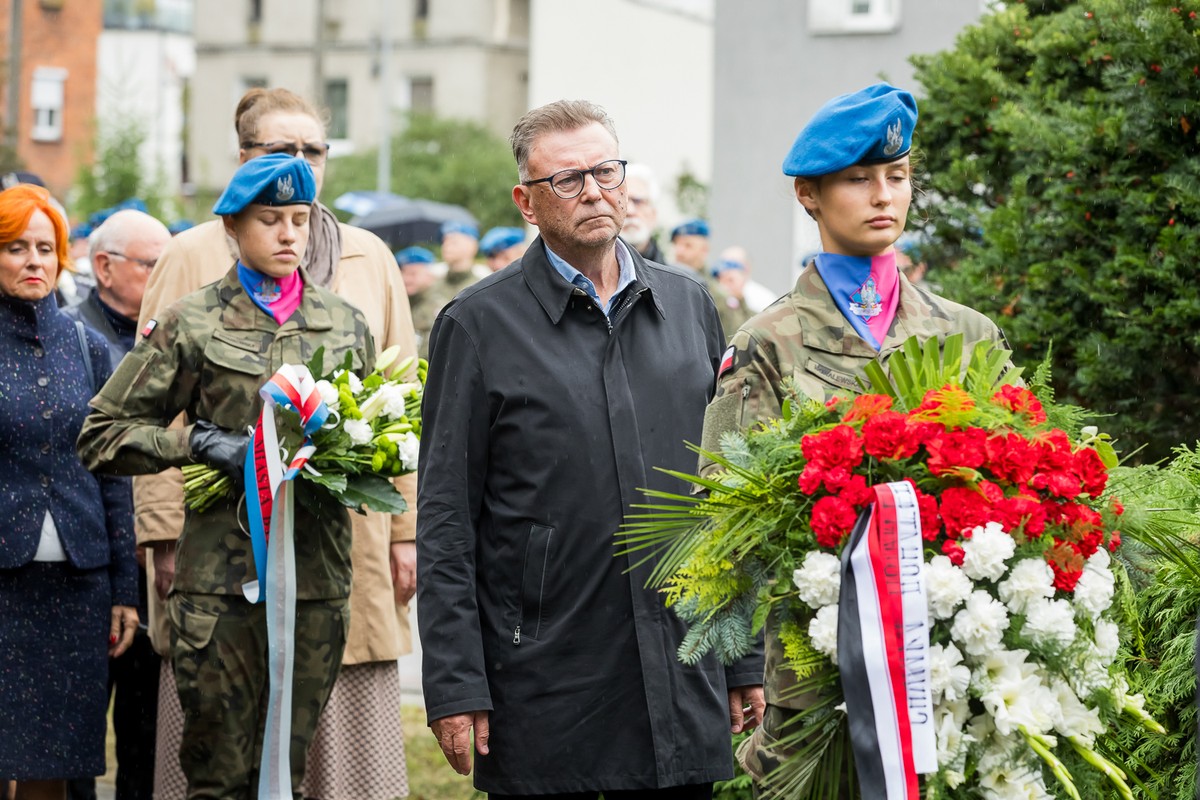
[
  {"left": 698, "top": 83, "right": 1012, "bottom": 796},
  {"left": 77, "top": 153, "right": 376, "bottom": 799},
  {"left": 396, "top": 245, "right": 438, "bottom": 358},
  {"left": 478, "top": 226, "right": 528, "bottom": 272},
  {"left": 671, "top": 218, "right": 752, "bottom": 340}
]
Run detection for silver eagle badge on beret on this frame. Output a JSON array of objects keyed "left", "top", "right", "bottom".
[
  {"left": 275, "top": 175, "right": 295, "bottom": 202},
  {"left": 883, "top": 117, "right": 903, "bottom": 157}
]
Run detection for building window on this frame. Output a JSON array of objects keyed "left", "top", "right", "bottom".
[
  {"left": 249, "top": 0, "right": 262, "bottom": 22},
  {"left": 808, "top": 0, "right": 901, "bottom": 35},
  {"left": 410, "top": 76, "right": 433, "bottom": 114},
  {"left": 325, "top": 79, "right": 349, "bottom": 140},
  {"left": 31, "top": 67, "right": 67, "bottom": 142},
  {"left": 414, "top": 0, "right": 429, "bottom": 37}
]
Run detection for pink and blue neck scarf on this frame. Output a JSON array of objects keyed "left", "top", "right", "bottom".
[
  {"left": 814, "top": 250, "right": 900, "bottom": 351},
  {"left": 238, "top": 262, "right": 304, "bottom": 325}
]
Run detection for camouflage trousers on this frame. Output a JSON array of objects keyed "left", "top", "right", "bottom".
[{"left": 168, "top": 592, "right": 348, "bottom": 800}]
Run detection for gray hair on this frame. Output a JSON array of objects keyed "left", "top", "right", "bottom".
[
  {"left": 89, "top": 209, "right": 171, "bottom": 261},
  {"left": 510, "top": 100, "right": 619, "bottom": 182},
  {"left": 624, "top": 163, "right": 660, "bottom": 204}
]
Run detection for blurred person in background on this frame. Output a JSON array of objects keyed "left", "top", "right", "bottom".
[
  {"left": 0, "top": 184, "right": 138, "bottom": 800},
  {"left": 479, "top": 226, "right": 528, "bottom": 272},
  {"left": 428, "top": 220, "right": 484, "bottom": 306},
  {"left": 134, "top": 87, "right": 418, "bottom": 800},
  {"left": 63, "top": 210, "right": 170, "bottom": 800},
  {"left": 672, "top": 219, "right": 750, "bottom": 340},
  {"left": 620, "top": 163, "right": 666, "bottom": 263},
  {"left": 396, "top": 245, "right": 438, "bottom": 359},
  {"left": 717, "top": 245, "right": 780, "bottom": 313}
]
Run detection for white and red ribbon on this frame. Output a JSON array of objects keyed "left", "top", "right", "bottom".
[
  {"left": 838, "top": 481, "right": 936, "bottom": 799},
  {"left": 241, "top": 364, "right": 329, "bottom": 800}
]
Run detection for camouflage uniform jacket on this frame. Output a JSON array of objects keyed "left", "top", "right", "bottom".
[
  {"left": 700, "top": 263, "right": 1008, "bottom": 713},
  {"left": 424, "top": 267, "right": 481, "bottom": 314},
  {"left": 407, "top": 288, "right": 438, "bottom": 360},
  {"left": 78, "top": 266, "right": 376, "bottom": 600}
]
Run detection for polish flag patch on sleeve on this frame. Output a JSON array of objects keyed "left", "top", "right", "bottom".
[
  {"left": 718, "top": 345, "right": 735, "bottom": 378},
  {"left": 140, "top": 319, "right": 158, "bottom": 338}
]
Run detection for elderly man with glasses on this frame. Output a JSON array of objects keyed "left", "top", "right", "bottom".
[{"left": 416, "top": 99, "right": 764, "bottom": 800}]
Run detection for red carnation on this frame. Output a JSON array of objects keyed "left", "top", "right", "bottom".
[
  {"left": 801, "top": 425, "right": 863, "bottom": 471},
  {"left": 862, "top": 411, "right": 921, "bottom": 461},
  {"left": 1051, "top": 564, "right": 1083, "bottom": 592},
  {"left": 843, "top": 393, "right": 893, "bottom": 423},
  {"left": 1111, "top": 499, "right": 1125, "bottom": 516},
  {"left": 942, "top": 538, "right": 966, "bottom": 566},
  {"left": 1031, "top": 469, "right": 1083, "bottom": 499},
  {"left": 994, "top": 492, "right": 1047, "bottom": 536},
  {"left": 926, "top": 427, "right": 989, "bottom": 475},
  {"left": 1108, "top": 532, "right": 1121, "bottom": 551},
  {"left": 1034, "top": 429, "right": 1075, "bottom": 471},
  {"left": 839, "top": 473, "right": 874, "bottom": 507},
  {"left": 811, "top": 495, "right": 859, "bottom": 549},
  {"left": 798, "top": 463, "right": 824, "bottom": 495},
  {"left": 1073, "top": 447, "right": 1108, "bottom": 498},
  {"left": 991, "top": 384, "right": 1048, "bottom": 424},
  {"left": 984, "top": 432, "right": 1040, "bottom": 485},
  {"left": 940, "top": 486, "right": 993, "bottom": 538}
]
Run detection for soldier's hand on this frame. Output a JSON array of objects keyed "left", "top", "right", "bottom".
[
  {"left": 189, "top": 420, "right": 249, "bottom": 487},
  {"left": 729, "top": 684, "right": 765, "bottom": 734},
  {"left": 431, "top": 710, "right": 489, "bottom": 775}
]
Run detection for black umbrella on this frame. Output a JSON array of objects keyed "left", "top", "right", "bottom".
[{"left": 349, "top": 196, "right": 478, "bottom": 250}]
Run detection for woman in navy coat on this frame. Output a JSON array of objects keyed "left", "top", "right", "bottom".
[{"left": 0, "top": 185, "right": 138, "bottom": 800}]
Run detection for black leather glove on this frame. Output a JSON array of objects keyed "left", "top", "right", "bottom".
[{"left": 189, "top": 420, "right": 249, "bottom": 488}]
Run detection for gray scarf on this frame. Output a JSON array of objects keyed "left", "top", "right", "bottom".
[{"left": 301, "top": 201, "right": 343, "bottom": 289}]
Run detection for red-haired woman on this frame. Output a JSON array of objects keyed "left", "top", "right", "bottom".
[{"left": 0, "top": 185, "right": 138, "bottom": 800}]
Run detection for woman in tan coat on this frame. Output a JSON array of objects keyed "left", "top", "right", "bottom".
[{"left": 137, "top": 88, "right": 416, "bottom": 800}]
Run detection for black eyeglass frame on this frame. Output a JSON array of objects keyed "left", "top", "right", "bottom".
[
  {"left": 522, "top": 159, "right": 629, "bottom": 199},
  {"left": 242, "top": 140, "right": 332, "bottom": 164},
  {"left": 103, "top": 250, "right": 157, "bottom": 270}
]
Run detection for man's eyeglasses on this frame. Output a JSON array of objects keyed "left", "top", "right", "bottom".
[
  {"left": 104, "top": 251, "right": 157, "bottom": 271},
  {"left": 243, "top": 140, "right": 331, "bottom": 166},
  {"left": 523, "top": 159, "right": 628, "bottom": 199}
]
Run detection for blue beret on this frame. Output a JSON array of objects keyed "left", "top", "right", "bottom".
[
  {"left": 441, "top": 220, "right": 479, "bottom": 240},
  {"left": 167, "top": 219, "right": 195, "bottom": 235},
  {"left": 711, "top": 258, "right": 746, "bottom": 278},
  {"left": 394, "top": 246, "right": 435, "bottom": 266},
  {"left": 782, "top": 83, "right": 917, "bottom": 177},
  {"left": 670, "top": 218, "right": 709, "bottom": 240},
  {"left": 479, "top": 226, "right": 525, "bottom": 257},
  {"left": 213, "top": 153, "right": 317, "bottom": 215}
]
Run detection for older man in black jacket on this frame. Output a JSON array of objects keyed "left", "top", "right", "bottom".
[{"left": 416, "top": 100, "right": 765, "bottom": 799}]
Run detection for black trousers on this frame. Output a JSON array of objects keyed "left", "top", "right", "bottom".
[{"left": 490, "top": 784, "right": 714, "bottom": 800}]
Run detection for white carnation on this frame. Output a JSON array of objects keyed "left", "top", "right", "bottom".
[
  {"left": 926, "top": 555, "right": 973, "bottom": 620},
  {"left": 343, "top": 418, "right": 373, "bottom": 446},
  {"left": 1073, "top": 551, "right": 1116, "bottom": 620},
  {"left": 1023, "top": 598, "right": 1077, "bottom": 652},
  {"left": 929, "top": 642, "right": 971, "bottom": 704},
  {"left": 997, "top": 558, "right": 1055, "bottom": 615},
  {"left": 315, "top": 379, "right": 340, "bottom": 410},
  {"left": 395, "top": 431, "right": 420, "bottom": 471},
  {"left": 961, "top": 521, "right": 1017, "bottom": 582},
  {"left": 808, "top": 604, "right": 839, "bottom": 663},
  {"left": 950, "top": 590, "right": 1011, "bottom": 656},
  {"left": 792, "top": 551, "right": 842, "bottom": 609},
  {"left": 377, "top": 384, "right": 410, "bottom": 420}
]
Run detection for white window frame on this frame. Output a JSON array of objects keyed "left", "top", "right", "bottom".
[
  {"left": 30, "top": 67, "right": 67, "bottom": 142},
  {"left": 808, "top": 0, "right": 901, "bottom": 35}
]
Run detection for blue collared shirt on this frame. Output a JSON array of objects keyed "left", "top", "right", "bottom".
[{"left": 544, "top": 239, "right": 637, "bottom": 316}]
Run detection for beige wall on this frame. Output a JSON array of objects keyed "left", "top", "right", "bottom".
[{"left": 190, "top": 0, "right": 528, "bottom": 192}]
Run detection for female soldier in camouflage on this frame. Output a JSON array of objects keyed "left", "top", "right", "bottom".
[
  {"left": 77, "top": 153, "right": 375, "bottom": 800},
  {"left": 698, "top": 84, "right": 1012, "bottom": 796}
]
